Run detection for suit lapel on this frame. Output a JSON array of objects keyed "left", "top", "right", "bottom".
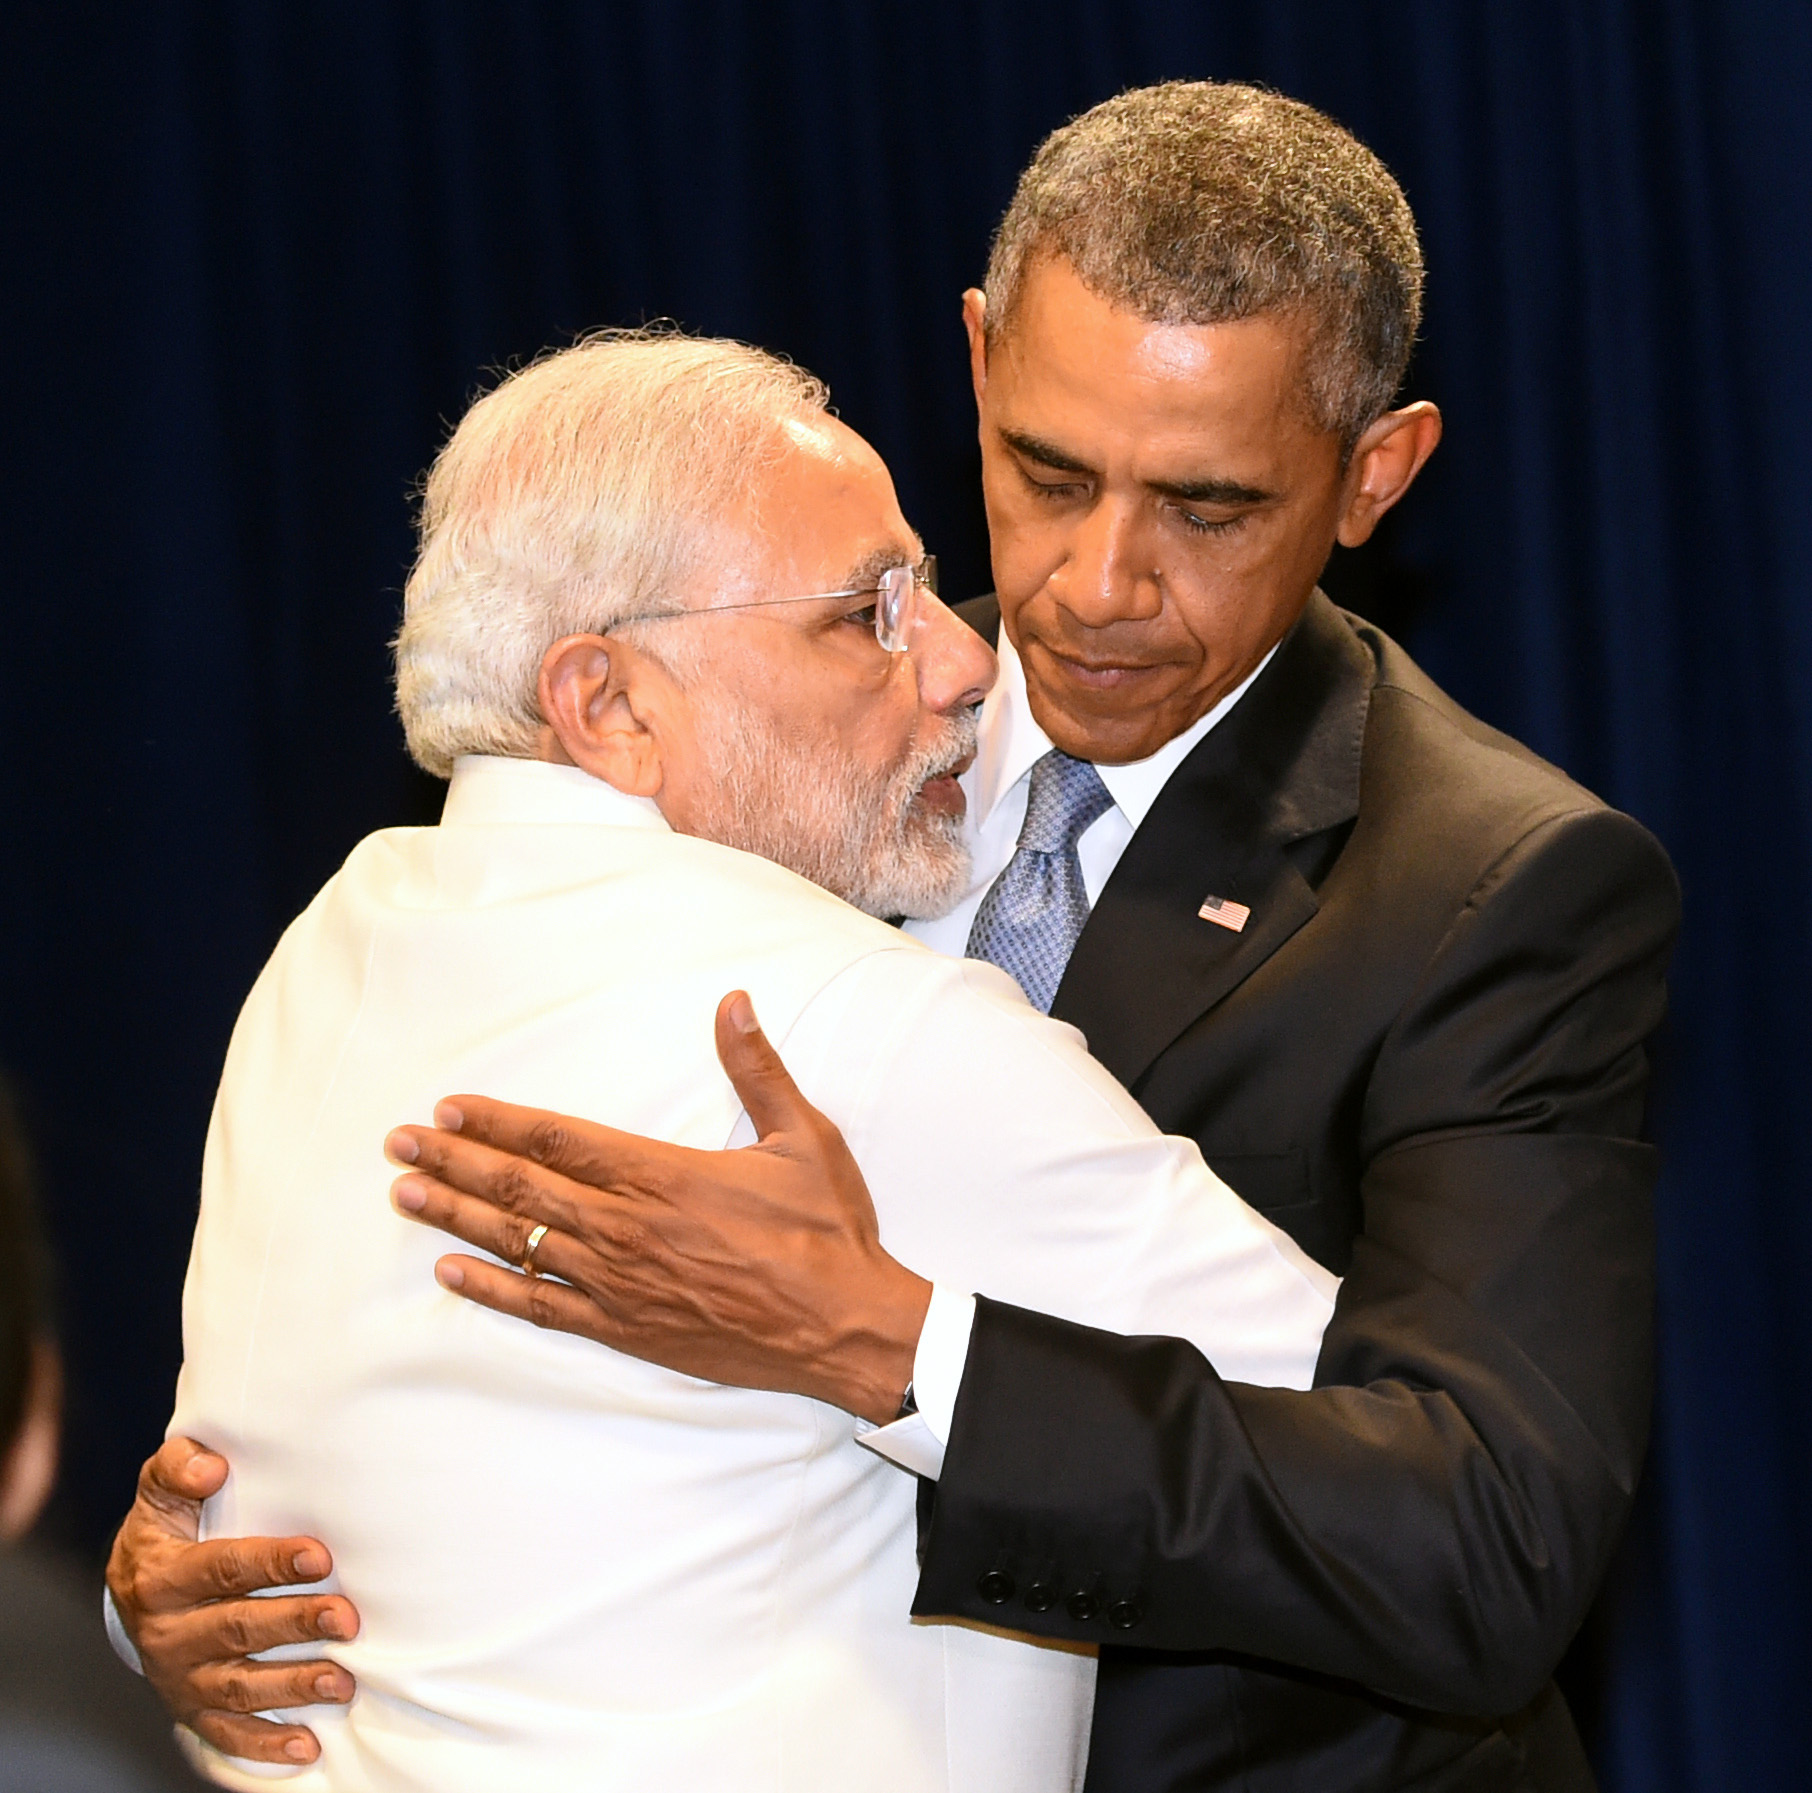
[{"left": 1053, "top": 594, "right": 1375, "bottom": 1090}]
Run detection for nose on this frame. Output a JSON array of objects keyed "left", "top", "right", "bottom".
[
  {"left": 1048, "top": 497, "right": 1164, "bottom": 629},
  {"left": 909, "top": 595, "right": 997, "bottom": 714}
]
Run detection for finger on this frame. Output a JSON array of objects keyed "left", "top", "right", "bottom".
[
  {"left": 136, "top": 1436, "right": 229, "bottom": 1522},
  {"left": 142, "top": 1535, "right": 337, "bottom": 1610},
  {"left": 713, "top": 991, "right": 824, "bottom": 1141},
  {"left": 388, "top": 1126, "right": 593, "bottom": 1227},
  {"left": 389, "top": 1129, "right": 635, "bottom": 1248},
  {"left": 186, "top": 1655, "right": 355, "bottom": 1715},
  {"left": 188, "top": 1709, "right": 326, "bottom": 1766},
  {"left": 406, "top": 1094, "right": 695, "bottom": 1194},
  {"left": 392, "top": 1169, "right": 594, "bottom": 1270},
  {"left": 434, "top": 1254, "right": 613, "bottom": 1343},
  {"left": 146, "top": 1591, "right": 359, "bottom": 1664}
]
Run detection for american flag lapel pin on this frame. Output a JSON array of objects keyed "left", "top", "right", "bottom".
[{"left": 1197, "top": 893, "right": 1251, "bottom": 933}]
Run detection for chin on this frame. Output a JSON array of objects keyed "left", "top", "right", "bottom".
[{"left": 844, "top": 822, "right": 972, "bottom": 922}]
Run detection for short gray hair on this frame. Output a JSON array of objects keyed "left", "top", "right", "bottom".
[
  {"left": 985, "top": 81, "right": 1424, "bottom": 449},
  {"left": 395, "top": 329, "right": 829, "bottom": 777}
]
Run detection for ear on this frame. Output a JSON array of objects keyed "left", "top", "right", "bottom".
[
  {"left": 961, "top": 288, "right": 989, "bottom": 411},
  {"left": 1335, "top": 401, "right": 1443, "bottom": 548},
  {"left": 535, "top": 633, "right": 670, "bottom": 798}
]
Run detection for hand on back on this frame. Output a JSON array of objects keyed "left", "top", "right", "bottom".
[
  {"left": 105, "top": 1436, "right": 359, "bottom": 1764},
  {"left": 385, "top": 991, "right": 931, "bottom": 1426}
]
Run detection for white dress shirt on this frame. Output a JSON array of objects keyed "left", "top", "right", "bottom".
[
  {"left": 892, "top": 630, "right": 1277, "bottom": 1460},
  {"left": 169, "top": 753, "right": 1331, "bottom": 1792}
]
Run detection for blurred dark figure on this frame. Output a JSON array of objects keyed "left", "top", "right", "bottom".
[{"left": 0, "top": 1075, "right": 199, "bottom": 1790}]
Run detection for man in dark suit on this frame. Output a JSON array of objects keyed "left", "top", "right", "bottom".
[{"left": 106, "top": 83, "right": 1677, "bottom": 1790}]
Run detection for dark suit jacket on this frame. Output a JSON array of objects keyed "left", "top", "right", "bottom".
[{"left": 913, "top": 593, "right": 1679, "bottom": 1792}]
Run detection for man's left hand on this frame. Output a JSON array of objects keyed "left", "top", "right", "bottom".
[
  {"left": 105, "top": 1438, "right": 358, "bottom": 1764},
  {"left": 385, "top": 991, "right": 930, "bottom": 1425}
]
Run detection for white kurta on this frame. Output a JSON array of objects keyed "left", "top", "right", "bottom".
[{"left": 170, "top": 754, "right": 1336, "bottom": 1793}]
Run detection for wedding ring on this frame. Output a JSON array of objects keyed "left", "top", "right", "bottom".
[{"left": 521, "top": 1223, "right": 550, "bottom": 1276}]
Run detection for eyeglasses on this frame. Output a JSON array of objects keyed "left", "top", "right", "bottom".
[{"left": 617, "top": 554, "right": 938, "bottom": 655}]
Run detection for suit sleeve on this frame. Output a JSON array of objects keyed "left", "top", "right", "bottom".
[{"left": 911, "top": 806, "right": 1680, "bottom": 1716}]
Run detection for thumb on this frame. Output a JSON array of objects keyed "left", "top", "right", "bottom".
[
  {"left": 714, "top": 992, "right": 816, "bottom": 1141},
  {"left": 137, "top": 1436, "right": 228, "bottom": 1531}
]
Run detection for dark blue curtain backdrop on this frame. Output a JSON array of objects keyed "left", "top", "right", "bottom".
[{"left": 3, "top": 3, "right": 1807, "bottom": 1788}]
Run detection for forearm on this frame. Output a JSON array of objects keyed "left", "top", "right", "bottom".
[
  {"left": 914, "top": 1271, "right": 1647, "bottom": 1716},
  {"left": 915, "top": 1115, "right": 1659, "bottom": 1712}
]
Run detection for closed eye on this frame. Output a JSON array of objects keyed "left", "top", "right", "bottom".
[
  {"left": 1018, "top": 464, "right": 1088, "bottom": 501},
  {"left": 1176, "top": 508, "right": 1250, "bottom": 537}
]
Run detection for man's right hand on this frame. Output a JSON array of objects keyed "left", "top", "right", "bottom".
[{"left": 105, "top": 1437, "right": 361, "bottom": 1765}]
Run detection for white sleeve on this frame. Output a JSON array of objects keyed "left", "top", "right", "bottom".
[
  {"left": 856, "top": 1284, "right": 977, "bottom": 1479},
  {"left": 103, "top": 1584, "right": 145, "bottom": 1675},
  {"left": 771, "top": 948, "right": 1337, "bottom": 1400},
  {"left": 907, "top": 1283, "right": 978, "bottom": 1445}
]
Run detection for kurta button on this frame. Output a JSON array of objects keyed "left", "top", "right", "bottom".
[
  {"left": 1107, "top": 1599, "right": 1144, "bottom": 1630},
  {"left": 977, "top": 1570, "right": 1015, "bottom": 1604},
  {"left": 1066, "top": 1590, "right": 1100, "bottom": 1622},
  {"left": 1023, "top": 1582, "right": 1056, "bottom": 1613}
]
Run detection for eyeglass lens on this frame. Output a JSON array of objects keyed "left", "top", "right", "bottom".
[
  {"left": 877, "top": 566, "right": 909, "bottom": 652},
  {"left": 875, "top": 556, "right": 937, "bottom": 653}
]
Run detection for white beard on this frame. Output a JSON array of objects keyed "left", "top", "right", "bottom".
[{"left": 684, "top": 694, "right": 977, "bottom": 921}]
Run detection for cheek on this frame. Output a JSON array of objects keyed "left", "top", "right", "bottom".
[
  {"left": 789, "top": 651, "right": 916, "bottom": 770},
  {"left": 980, "top": 469, "right": 1059, "bottom": 579}
]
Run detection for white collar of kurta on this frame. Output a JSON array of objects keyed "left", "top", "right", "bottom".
[
  {"left": 968, "top": 626, "right": 1280, "bottom": 833},
  {"left": 440, "top": 753, "right": 674, "bottom": 831}
]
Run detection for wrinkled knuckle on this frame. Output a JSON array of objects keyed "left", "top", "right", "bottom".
[
  {"left": 603, "top": 1214, "right": 652, "bottom": 1262},
  {"left": 492, "top": 1161, "right": 541, "bottom": 1214},
  {"left": 523, "top": 1118, "right": 574, "bottom": 1167},
  {"left": 217, "top": 1609, "right": 257, "bottom": 1655},
  {"left": 208, "top": 1546, "right": 250, "bottom": 1597},
  {"left": 498, "top": 1214, "right": 537, "bottom": 1263},
  {"left": 214, "top": 1666, "right": 256, "bottom": 1711},
  {"left": 525, "top": 1282, "right": 565, "bottom": 1327}
]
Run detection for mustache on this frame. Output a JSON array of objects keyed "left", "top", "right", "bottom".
[{"left": 902, "top": 706, "right": 979, "bottom": 793}]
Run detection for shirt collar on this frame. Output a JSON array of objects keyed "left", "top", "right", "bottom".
[
  {"left": 439, "top": 754, "right": 673, "bottom": 831},
  {"left": 970, "top": 630, "right": 1279, "bottom": 832}
]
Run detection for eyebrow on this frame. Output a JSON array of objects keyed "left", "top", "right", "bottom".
[
  {"left": 999, "top": 427, "right": 1276, "bottom": 508},
  {"left": 836, "top": 541, "right": 921, "bottom": 593}
]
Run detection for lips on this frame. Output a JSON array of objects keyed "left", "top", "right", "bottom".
[
  {"left": 1037, "top": 647, "right": 1170, "bottom": 692},
  {"left": 914, "top": 747, "right": 974, "bottom": 817}
]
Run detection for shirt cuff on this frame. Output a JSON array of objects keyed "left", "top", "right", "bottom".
[
  {"left": 854, "top": 1284, "right": 977, "bottom": 1482},
  {"left": 103, "top": 1584, "right": 145, "bottom": 1676}
]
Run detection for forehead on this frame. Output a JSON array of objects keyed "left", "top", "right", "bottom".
[
  {"left": 994, "top": 259, "right": 1322, "bottom": 459},
  {"left": 734, "top": 414, "right": 916, "bottom": 587}
]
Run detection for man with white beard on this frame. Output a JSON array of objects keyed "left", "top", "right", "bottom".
[{"left": 153, "top": 330, "right": 1335, "bottom": 1790}]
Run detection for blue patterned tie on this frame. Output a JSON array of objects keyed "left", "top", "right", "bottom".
[{"left": 966, "top": 749, "right": 1115, "bottom": 1013}]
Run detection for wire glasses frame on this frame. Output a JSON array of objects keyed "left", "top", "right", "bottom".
[{"left": 618, "top": 554, "right": 938, "bottom": 654}]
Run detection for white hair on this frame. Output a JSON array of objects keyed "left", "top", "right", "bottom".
[{"left": 394, "top": 329, "right": 830, "bottom": 777}]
